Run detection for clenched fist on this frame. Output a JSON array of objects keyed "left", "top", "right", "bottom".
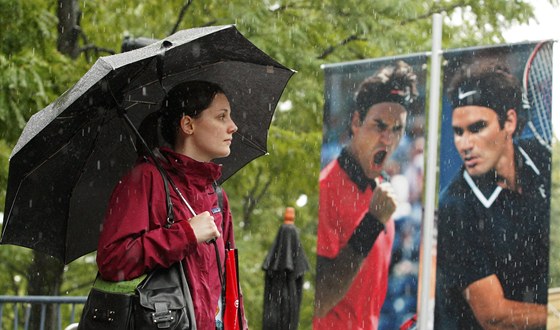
[
  {"left": 189, "top": 211, "right": 221, "bottom": 243},
  {"left": 368, "top": 178, "right": 397, "bottom": 224}
]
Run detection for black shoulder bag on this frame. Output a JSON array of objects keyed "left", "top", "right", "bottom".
[{"left": 78, "top": 168, "right": 196, "bottom": 330}]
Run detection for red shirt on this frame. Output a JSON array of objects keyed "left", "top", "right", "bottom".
[
  {"left": 96, "top": 148, "right": 237, "bottom": 330},
  {"left": 313, "top": 157, "right": 394, "bottom": 330}
]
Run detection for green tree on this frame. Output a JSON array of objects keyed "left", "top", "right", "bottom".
[{"left": 1, "top": 0, "right": 556, "bottom": 329}]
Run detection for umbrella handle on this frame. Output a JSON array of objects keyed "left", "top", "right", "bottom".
[{"left": 171, "top": 183, "right": 197, "bottom": 216}]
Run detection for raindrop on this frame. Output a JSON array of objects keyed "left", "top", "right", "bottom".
[
  {"left": 97, "top": 160, "right": 101, "bottom": 170},
  {"left": 29, "top": 199, "right": 33, "bottom": 208},
  {"left": 142, "top": 86, "right": 147, "bottom": 96}
]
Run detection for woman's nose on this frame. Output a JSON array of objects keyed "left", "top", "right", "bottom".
[{"left": 229, "top": 120, "right": 238, "bottom": 133}]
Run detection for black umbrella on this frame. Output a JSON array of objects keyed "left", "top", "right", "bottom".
[
  {"left": 1, "top": 25, "right": 294, "bottom": 264},
  {"left": 262, "top": 207, "right": 310, "bottom": 330}
]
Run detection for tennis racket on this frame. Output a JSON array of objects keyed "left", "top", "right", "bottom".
[{"left": 522, "top": 40, "right": 554, "bottom": 151}]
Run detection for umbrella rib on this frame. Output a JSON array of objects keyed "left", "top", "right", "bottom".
[
  {"left": 234, "top": 131, "right": 267, "bottom": 154},
  {"left": 123, "top": 100, "right": 158, "bottom": 112},
  {"left": 113, "top": 56, "right": 161, "bottom": 99}
]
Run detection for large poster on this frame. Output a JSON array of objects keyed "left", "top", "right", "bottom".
[
  {"left": 434, "top": 41, "right": 554, "bottom": 329},
  {"left": 314, "top": 55, "right": 427, "bottom": 329}
]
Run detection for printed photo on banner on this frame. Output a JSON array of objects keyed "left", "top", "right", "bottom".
[
  {"left": 314, "top": 55, "right": 427, "bottom": 330},
  {"left": 434, "top": 40, "right": 554, "bottom": 329}
]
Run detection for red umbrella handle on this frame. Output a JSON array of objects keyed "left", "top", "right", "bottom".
[{"left": 224, "top": 249, "right": 241, "bottom": 330}]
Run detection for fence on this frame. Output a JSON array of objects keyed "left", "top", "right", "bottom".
[{"left": 0, "top": 296, "right": 87, "bottom": 330}]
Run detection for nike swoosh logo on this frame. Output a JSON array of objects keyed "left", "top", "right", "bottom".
[{"left": 458, "top": 89, "right": 477, "bottom": 100}]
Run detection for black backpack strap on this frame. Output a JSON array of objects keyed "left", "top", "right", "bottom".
[
  {"left": 143, "top": 152, "right": 174, "bottom": 228},
  {"left": 160, "top": 169, "right": 174, "bottom": 228}
]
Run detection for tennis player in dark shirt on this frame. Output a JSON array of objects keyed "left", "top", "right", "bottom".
[{"left": 435, "top": 59, "right": 551, "bottom": 329}]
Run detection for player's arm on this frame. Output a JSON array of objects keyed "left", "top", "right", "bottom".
[
  {"left": 314, "top": 243, "right": 369, "bottom": 317},
  {"left": 464, "top": 274, "right": 547, "bottom": 330},
  {"left": 314, "top": 180, "right": 396, "bottom": 317}
]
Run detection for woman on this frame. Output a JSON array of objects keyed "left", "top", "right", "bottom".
[{"left": 96, "top": 80, "right": 244, "bottom": 330}]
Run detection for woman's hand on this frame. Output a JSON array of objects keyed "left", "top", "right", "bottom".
[{"left": 189, "top": 211, "right": 220, "bottom": 243}]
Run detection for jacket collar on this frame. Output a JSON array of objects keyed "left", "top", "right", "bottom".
[
  {"left": 157, "top": 147, "right": 222, "bottom": 185},
  {"left": 337, "top": 147, "right": 377, "bottom": 192}
]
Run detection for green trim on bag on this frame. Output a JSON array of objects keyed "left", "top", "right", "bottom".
[{"left": 93, "top": 274, "right": 147, "bottom": 294}]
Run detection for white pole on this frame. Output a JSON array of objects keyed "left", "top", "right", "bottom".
[{"left": 418, "top": 13, "right": 442, "bottom": 330}]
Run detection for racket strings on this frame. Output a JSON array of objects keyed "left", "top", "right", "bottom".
[{"left": 526, "top": 42, "right": 553, "bottom": 148}]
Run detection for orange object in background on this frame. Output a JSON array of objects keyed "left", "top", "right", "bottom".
[{"left": 284, "top": 207, "right": 295, "bottom": 224}]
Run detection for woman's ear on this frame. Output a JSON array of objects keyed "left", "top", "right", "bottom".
[{"left": 180, "top": 115, "right": 195, "bottom": 135}]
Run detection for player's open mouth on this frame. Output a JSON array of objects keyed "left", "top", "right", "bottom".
[{"left": 373, "top": 150, "right": 387, "bottom": 165}]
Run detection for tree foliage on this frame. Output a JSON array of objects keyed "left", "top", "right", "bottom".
[{"left": 0, "top": 0, "right": 557, "bottom": 329}]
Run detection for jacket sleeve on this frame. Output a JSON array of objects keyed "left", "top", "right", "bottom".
[{"left": 96, "top": 163, "right": 198, "bottom": 281}]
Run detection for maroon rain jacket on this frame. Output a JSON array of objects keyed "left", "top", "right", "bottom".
[{"left": 97, "top": 147, "right": 245, "bottom": 330}]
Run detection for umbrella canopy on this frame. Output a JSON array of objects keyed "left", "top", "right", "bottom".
[
  {"left": 262, "top": 207, "right": 310, "bottom": 330},
  {"left": 1, "top": 25, "right": 294, "bottom": 264}
]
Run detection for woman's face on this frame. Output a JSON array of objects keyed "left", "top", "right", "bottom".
[{"left": 188, "top": 93, "right": 237, "bottom": 162}]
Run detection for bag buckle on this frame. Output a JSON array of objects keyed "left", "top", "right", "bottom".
[
  {"left": 92, "top": 308, "right": 116, "bottom": 323},
  {"left": 152, "top": 302, "right": 174, "bottom": 328}
]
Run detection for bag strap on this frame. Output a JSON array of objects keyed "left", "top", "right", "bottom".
[
  {"left": 159, "top": 164, "right": 175, "bottom": 228},
  {"left": 151, "top": 149, "right": 197, "bottom": 217},
  {"left": 151, "top": 148, "right": 228, "bottom": 320}
]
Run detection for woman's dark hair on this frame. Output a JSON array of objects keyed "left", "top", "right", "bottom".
[{"left": 160, "top": 80, "right": 225, "bottom": 146}]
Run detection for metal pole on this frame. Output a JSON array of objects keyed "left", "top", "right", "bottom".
[{"left": 418, "top": 13, "right": 442, "bottom": 330}]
